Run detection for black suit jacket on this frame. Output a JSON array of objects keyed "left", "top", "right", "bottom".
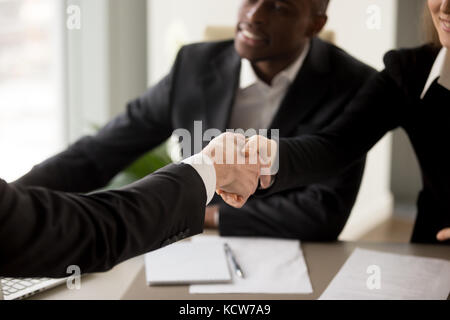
[
  {"left": 1, "top": 164, "right": 206, "bottom": 277},
  {"left": 15, "top": 38, "right": 375, "bottom": 241},
  {"left": 262, "top": 44, "right": 450, "bottom": 244}
]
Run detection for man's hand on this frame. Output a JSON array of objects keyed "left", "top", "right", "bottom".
[
  {"left": 244, "top": 135, "right": 278, "bottom": 189},
  {"left": 214, "top": 135, "right": 278, "bottom": 205},
  {"left": 204, "top": 205, "right": 219, "bottom": 229},
  {"left": 202, "top": 132, "right": 261, "bottom": 208},
  {"left": 437, "top": 228, "right": 450, "bottom": 241}
]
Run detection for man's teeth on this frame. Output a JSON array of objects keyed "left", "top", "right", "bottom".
[
  {"left": 242, "top": 30, "right": 262, "bottom": 40},
  {"left": 443, "top": 20, "right": 450, "bottom": 28}
]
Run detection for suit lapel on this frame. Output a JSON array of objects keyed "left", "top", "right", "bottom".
[
  {"left": 200, "top": 44, "right": 241, "bottom": 133},
  {"left": 270, "top": 38, "right": 332, "bottom": 137}
]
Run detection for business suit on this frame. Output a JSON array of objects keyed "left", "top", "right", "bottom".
[
  {"left": 15, "top": 38, "right": 375, "bottom": 241},
  {"left": 1, "top": 164, "right": 206, "bottom": 278},
  {"left": 263, "top": 45, "right": 450, "bottom": 244}
]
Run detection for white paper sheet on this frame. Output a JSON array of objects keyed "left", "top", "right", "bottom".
[
  {"left": 320, "top": 248, "right": 450, "bottom": 300},
  {"left": 189, "top": 235, "right": 313, "bottom": 294}
]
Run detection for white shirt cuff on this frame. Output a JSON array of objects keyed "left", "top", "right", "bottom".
[{"left": 182, "top": 153, "right": 216, "bottom": 205}]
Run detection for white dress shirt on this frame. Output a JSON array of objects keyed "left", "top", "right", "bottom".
[
  {"left": 229, "top": 42, "right": 310, "bottom": 130},
  {"left": 421, "top": 47, "right": 450, "bottom": 99}
]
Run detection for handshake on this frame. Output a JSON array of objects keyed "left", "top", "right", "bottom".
[{"left": 201, "top": 132, "right": 278, "bottom": 208}]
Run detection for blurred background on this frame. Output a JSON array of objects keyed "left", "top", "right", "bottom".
[{"left": 0, "top": 0, "right": 426, "bottom": 242}]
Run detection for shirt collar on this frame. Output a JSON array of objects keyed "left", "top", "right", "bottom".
[
  {"left": 239, "top": 41, "right": 311, "bottom": 90},
  {"left": 421, "top": 47, "right": 450, "bottom": 99}
]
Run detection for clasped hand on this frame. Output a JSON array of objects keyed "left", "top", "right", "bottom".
[
  {"left": 202, "top": 133, "right": 450, "bottom": 241},
  {"left": 202, "top": 133, "right": 277, "bottom": 208}
]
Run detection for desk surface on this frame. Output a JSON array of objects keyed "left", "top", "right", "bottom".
[
  {"left": 34, "top": 241, "right": 450, "bottom": 300},
  {"left": 122, "top": 242, "right": 450, "bottom": 300}
]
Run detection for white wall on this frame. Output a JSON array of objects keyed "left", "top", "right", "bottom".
[
  {"left": 66, "top": 0, "right": 147, "bottom": 141},
  {"left": 327, "top": 0, "right": 398, "bottom": 70},
  {"left": 325, "top": 0, "right": 399, "bottom": 239},
  {"left": 147, "top": 0, "right": 399, "bottom": 240},
  {"left": 390, "top": 0, "right": 424, "bottom": 221},
  {"left": 66, "top": 0, "right": 110, "bottom": 140},
  {"left": 148, "top": 0, "right": 241, "bottom": 84}
]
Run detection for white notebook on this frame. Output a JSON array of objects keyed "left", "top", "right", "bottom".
[{"left": 145, "top": 242, "right": 232, "bottom": 285}]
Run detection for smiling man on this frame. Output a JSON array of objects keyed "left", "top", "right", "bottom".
[
  {"left": 15, "top": 0, "right": 375, "bottom": 241},
  {"left": 235, "top": 0, "right": 326, "bottom": 84}
]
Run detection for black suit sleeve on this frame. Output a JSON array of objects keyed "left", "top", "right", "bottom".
[
  {"left": 260, "top": 65, "right": 405, "bottom": 196},
  {"left": 12, "top": 48, "right": 186, "bottom": 193},
  {"left": 218, "top": 158, "right": 365, "bottom": 241},
  {"left": 0, "top": 163, "right": 206, "bottom": 278}
]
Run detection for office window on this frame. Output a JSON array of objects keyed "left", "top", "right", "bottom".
[{"left": 0, "top": 0, "right": 63, "bottom": 182}]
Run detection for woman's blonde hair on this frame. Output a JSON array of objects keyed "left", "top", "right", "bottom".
[{"left": 422, "top": 1, "right": 442, "bottom": 47}]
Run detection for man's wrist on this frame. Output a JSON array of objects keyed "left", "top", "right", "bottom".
[
  {"left": 205, "top": 205, "right": 220, "bottom": 228},
  {"left": 213, "top": 209, "right": 220, "bottom": 228}
]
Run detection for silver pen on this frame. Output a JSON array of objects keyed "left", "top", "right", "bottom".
[{"left": 224, "top": 243, "right": 245, "bottom": 279}]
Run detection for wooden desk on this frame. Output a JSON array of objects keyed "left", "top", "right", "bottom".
[
  {"left": 33, "top": 242, "right": 449, "bottom": 300},
  {"left": 121, "top": 242, "right": 450, "bottom": 300}
]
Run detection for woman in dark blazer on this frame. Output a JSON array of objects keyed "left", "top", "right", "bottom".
[{"left": 260, "top": 0, "right": 450, "bottom": 244}]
